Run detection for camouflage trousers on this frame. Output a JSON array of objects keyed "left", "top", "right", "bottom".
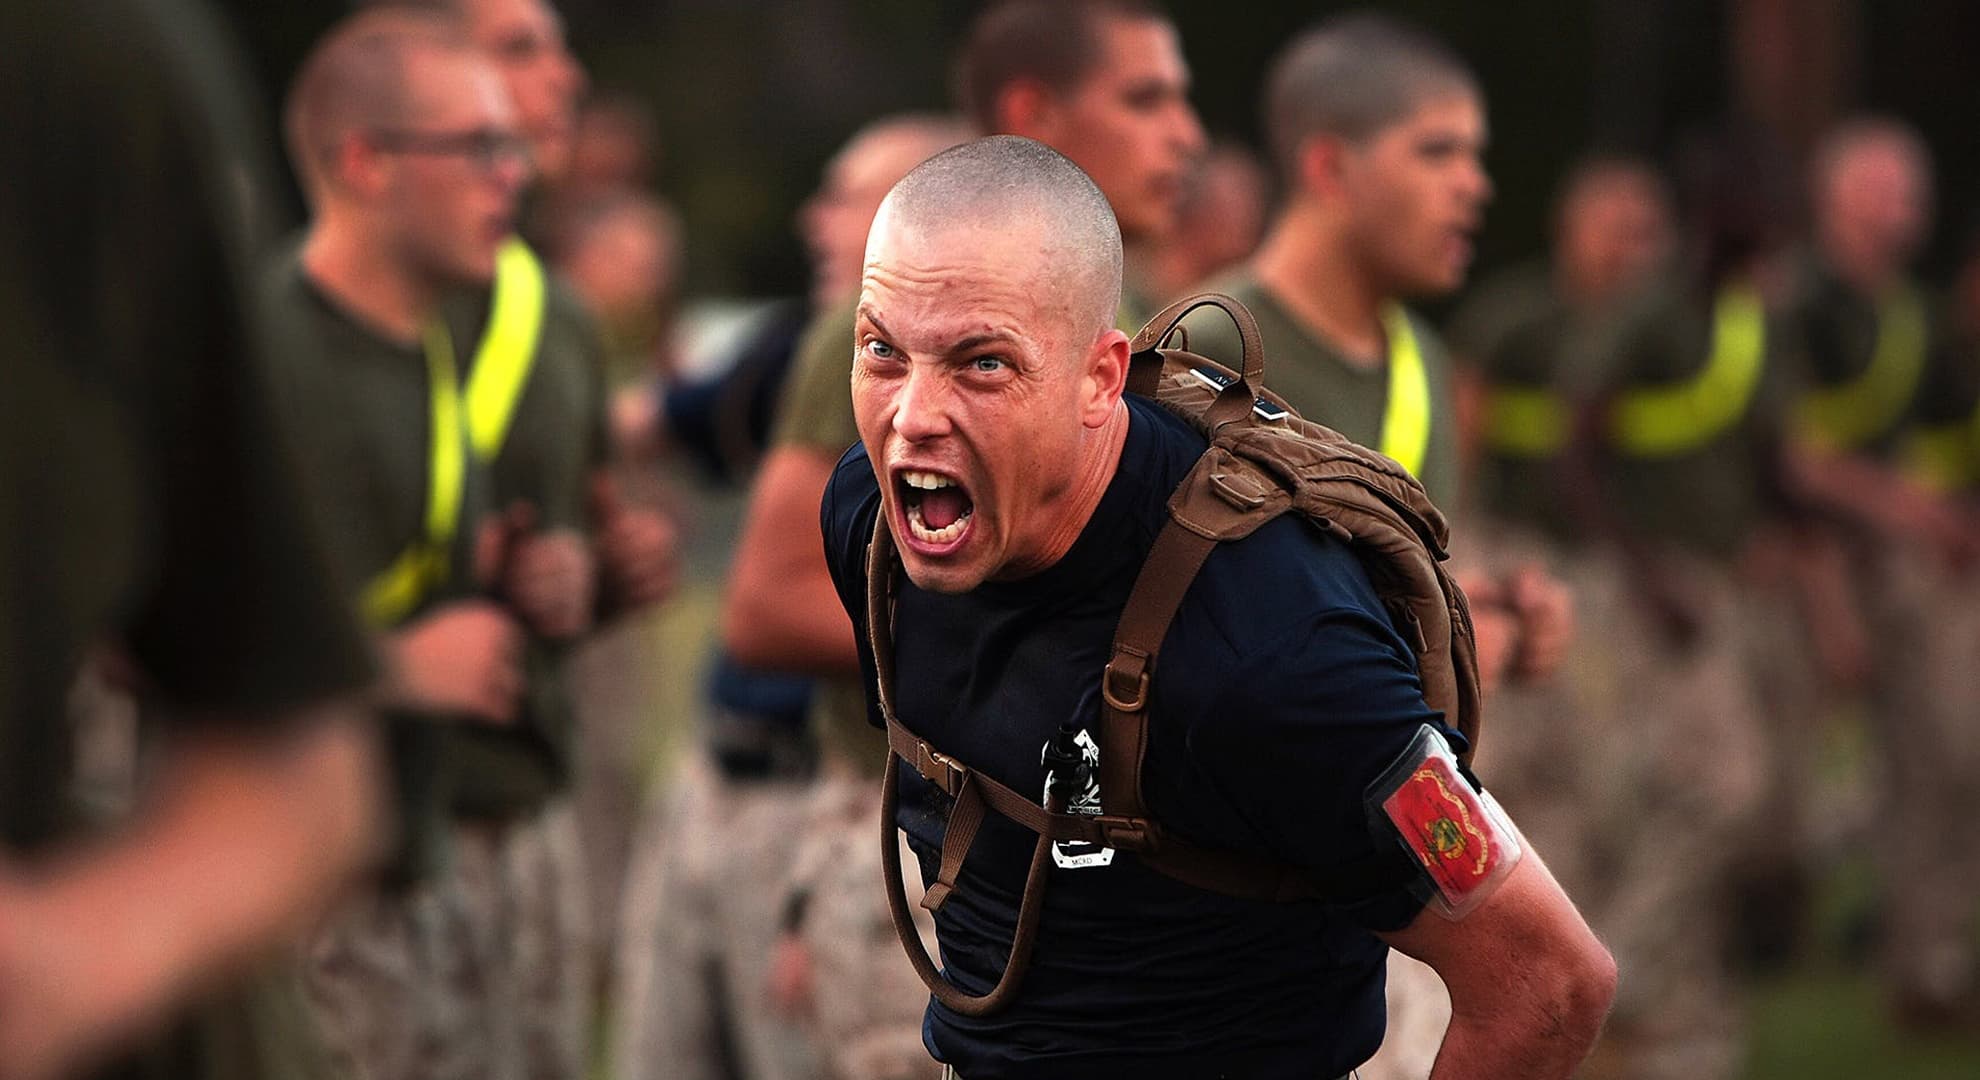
[
  {"left": 302, "top": 802, "right": 593, "bottom": 1080},
  {"left": 1364, "top": 529, "right": 1768, "bottom": 1080},
  {"left": 613, "top": 752, "right": 822, "bottom": 1080},
  {"left": 1861, "top": 546, "right": 1980, "bottom": 1015},
  {"left": 614, "top": 753, "right": 937, "bottom": 1080},
  {"left": 782, "top": 768, "right": 938, "bottom": 1080}
]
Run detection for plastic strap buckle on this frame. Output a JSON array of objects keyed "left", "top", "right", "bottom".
[
  {"left": 913, "top": 741, "right": 967, "bottom": 797},
  {"left": 1094, "top": 815, "right": 1159, "bottom": 854}
]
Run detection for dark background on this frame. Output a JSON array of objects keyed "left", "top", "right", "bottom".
[{"left": 213, "top": 0, "right": 1980, "bottom": 300}]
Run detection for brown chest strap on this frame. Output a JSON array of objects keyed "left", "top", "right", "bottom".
[{"left": 866, "top": 515, "right": 1398, "bottom": 1016}]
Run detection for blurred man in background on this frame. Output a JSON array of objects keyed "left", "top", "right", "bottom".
[
  {"left": 268, "top": 10, "right": 604, "bottom": 1078},
  {"left": 0, "top": 2, "right": 382, "bottom": 1078},
  {"left": 1179, "top": 16, "right": 1576, "bottom": 1076},
  {"left": 1452, "top": 155, "right": 1675, "bottom": 534},
  {"left": 954, "top": 0, "right": 1206, "bottom": 320},
  {"left": 1782, "top": 116, "right": 1980, "bottom": 1030},
  {"left": 423, "top": 0, "right": 686, "bottom": 989}
]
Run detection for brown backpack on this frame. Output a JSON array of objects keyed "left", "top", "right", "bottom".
[{"left": 865, "top": 293, "right": 1484, "bottom": 1016}]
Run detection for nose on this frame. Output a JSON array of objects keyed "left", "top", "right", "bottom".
[
  {"left": 891, "top": 364, "right": 953, "bottom": 443},
  {"left": 1172, "top": 102, "right": 1207, "bottom": 159},
  {"left": 556, "top": 46, "right": 588, "bottom": 104},
  {"left": 1464, "top": 154, "right": 1495, "bottom": 206}
]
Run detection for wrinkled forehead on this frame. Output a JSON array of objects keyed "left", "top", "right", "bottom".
[{"left": 860, "top": 215, "right": 1073, "bottom": 343}]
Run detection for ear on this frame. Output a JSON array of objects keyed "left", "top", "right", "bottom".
[
  {"left": 338, "top": 132, "right": 390, "bottom": 197},
  {"left": 995, "top": 79, "right": 1061, "bottom": 141},
  {"left": 1079, "top": 327, "right": 1131, "bottom": 429},
  {"left": 1297, "top": 133, "right": 1351, "bottom": 202}
]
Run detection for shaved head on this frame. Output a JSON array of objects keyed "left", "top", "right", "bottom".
[
  {"left": 873, "top": 135, "right": 1124, "bottom": 339},
  {"left": 285, "top": 8, "right": 473, "bottom": 198},
  {"left": 1264, "top": 13, "right": 1478, "bottom": 182}
]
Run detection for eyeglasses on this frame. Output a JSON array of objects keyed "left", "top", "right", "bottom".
[{"left": 367, "top": 128, "right": 534, "bottom": 173}]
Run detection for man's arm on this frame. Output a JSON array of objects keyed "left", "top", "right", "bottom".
[
  {"left": 722, "top": 445, "right": 861, "bottom": 674},
  {"left": 0, "top": 703, "right": 382, "bottom": 1080},
  {"left": 1379, "top": 830, "right": 1616, "bottom": 1079}
]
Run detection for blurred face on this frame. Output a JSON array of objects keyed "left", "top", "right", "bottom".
[
  {"left": 802, "top": 131, "right": 951, "bottom": 310},
  {"left": 853, "top": 212, "right": 1119, "bottom": 593},
  {"left": 458, "top": 0, "right": 586, "bottom": 181},
  {"left": 1335, "top": 91, "right": 1492, "bottom": 297},
  {"left": 1819, "top": 138, "right": 1932, "bottom": 284},
  {"left": 376, "top": 52, "right": 531, "bottom": 286},
  {"left": 1026, "top": 16, "right": 1205, "bottom": 240},
  {"left": 565, "top": 209, "right": 673, "bottom": 321},
  {"left": 1555, "top": 172, "right": 1672, "bottom": 304}
]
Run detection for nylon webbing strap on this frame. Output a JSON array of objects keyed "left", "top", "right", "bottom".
[
  {"left": 1128, "top": 293, "right": 1266, "bottom": 427},
  {"left": 1100, "top": 518, "right": 1219, "bottom": 830},
  {"left": 1796, "top": 285, "right": 1926, "bottom": 451},
  {"left": 1609, "top": 284, "right": 1767, "bottom": 458},
  {"left": 360, "top": 321, "right": 467, "bottom": 627},
  {"left": 1379, "top": 304, "right": 1432, "bottom": 477},
  {"left": 465, "top": 237, "right": 548, "bottom": 461}
]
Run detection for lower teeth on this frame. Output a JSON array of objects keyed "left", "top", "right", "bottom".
[{"left": 907, "top": 503, "right": 971, "bottom": 544}]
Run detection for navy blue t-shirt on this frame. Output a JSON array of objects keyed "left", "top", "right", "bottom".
[{"left": 822, "top": 395, "right": 1461, "bottom": 1079}]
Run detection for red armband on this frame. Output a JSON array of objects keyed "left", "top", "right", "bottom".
[{"left": 1368, "top": 726, "right": 1521, "bottom": 920}]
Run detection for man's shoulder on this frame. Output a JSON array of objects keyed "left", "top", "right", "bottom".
[{"left": 822, "top": 440, "right": 881, "bottom": 554}]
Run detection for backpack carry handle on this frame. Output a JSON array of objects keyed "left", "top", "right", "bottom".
[{"left": 1127, "top": 293, "right": 1268, "bottom": 425}]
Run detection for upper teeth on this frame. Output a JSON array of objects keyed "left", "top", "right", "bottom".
[{"left": 902, "top": 471, "right": 955, "bottom": 491}]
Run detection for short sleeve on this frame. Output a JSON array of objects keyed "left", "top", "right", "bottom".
[
  {"left": 772, "top": 303, "right": 861, "bottom": 453},
  {"left": 1184, "top": 605, "right": 1455, "bottom": 932},
  {"left": 819, "top": 444, "right": 885, "bottom": 727}
]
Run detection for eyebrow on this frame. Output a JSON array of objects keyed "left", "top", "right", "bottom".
[{"left": 857, "top": 306, "right": 1022, "bottom": 356}]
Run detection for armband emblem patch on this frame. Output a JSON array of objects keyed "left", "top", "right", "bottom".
[{"left": 1368, "top": 725, "right": 1521, "bottom": 919}]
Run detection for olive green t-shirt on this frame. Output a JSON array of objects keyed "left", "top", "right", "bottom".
[
  {"left": 1181, "top": 274, "right": 1463, "bottom": 511},
  {"left": 438, "top": 272, "right": 611, "bottom": 812},
  {"left": 1575, "top": 278, "right": 1797, "bottom": 560},
  {"left": 1777, "top": 254, "right": 1937, "bottom": 462},
  {"left": 1446, "top": 262, "right": 1590, "bottom": 540}
]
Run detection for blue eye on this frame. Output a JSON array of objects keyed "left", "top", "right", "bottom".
[
  {"left": 865, "top": 339, "right": 895, "bottom": 360},
  {"left": 971, "top": 355, "right": 1006, "bottom": 373}
]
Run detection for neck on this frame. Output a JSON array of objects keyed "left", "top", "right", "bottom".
[
  {"left": 1008, "top": 401, "right": 1131, "bottom": 579},
  {"left": 1819, "top": 230, "right": 1900, "bottom": 299},
  {"left": 301, "top": 214, "right": 438, "bottom": 346},
  {"left": 1251, "top": 201, "right": 1389, "bottom": 367}
]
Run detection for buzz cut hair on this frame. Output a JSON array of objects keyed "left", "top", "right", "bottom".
[
  {"left": 953, "top": 0, "right": 1166, "bottom": 133},
  {"left": 284, "top": 7, "right": 474, "bottom": 199},
  {"left": 880, "top": 134, "right": 1124, "bottom": 336},
  {"left": 1263, "top": 11, "right": 1479, "bottom": 182}
]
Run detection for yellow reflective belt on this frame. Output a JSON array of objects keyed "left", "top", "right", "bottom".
[
  {"left": 360, "top": 322, "right": 468, "bottom": 627},
  {"left": 1794, "top": 286, "right": 1926, "bottom": 451},
  {"left": 1380, "top": 305, "right": 1432, "bottom": 476},
  {"left": 1482, "top": 384, "right": 1572, "bottom": 459},
  {"left": 465, "top": 237, "right": 549, "bottom": 460},
  {"left": 1608, "top": 284, "right": 1767, "bottom": 458}
]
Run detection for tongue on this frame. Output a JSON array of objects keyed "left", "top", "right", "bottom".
[{"left": 920, "top": 488, "right": 970, "bottom": 530}]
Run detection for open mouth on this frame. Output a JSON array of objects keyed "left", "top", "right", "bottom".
[{"left": 896, "top": 469, "right": 974, "bottom": 548}]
